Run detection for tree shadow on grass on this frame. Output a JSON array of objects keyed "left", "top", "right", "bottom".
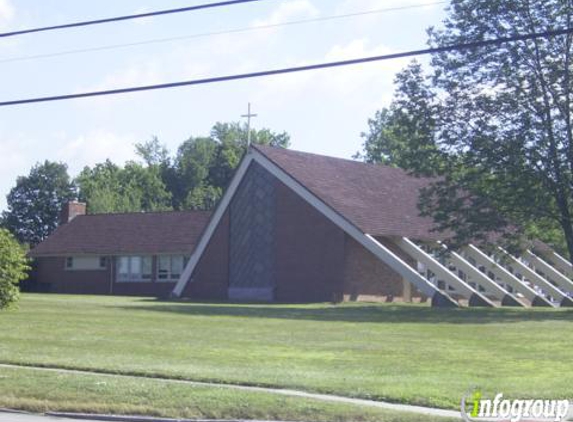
[{"left": 116, "top": 300, "right": 573, "bottom": 324}]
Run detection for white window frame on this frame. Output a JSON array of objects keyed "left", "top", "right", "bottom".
[
  {"left": 116, "top": 256, "right": 153, "bottom": 283},
  {"left": 64, "top": 256, "right": 107, "bottom": 271},
  {"left": 157, "top": 255, "right": 189, "bottom": 282}
]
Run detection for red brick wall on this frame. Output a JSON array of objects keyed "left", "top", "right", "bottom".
[
  {"left": 36, "top": 257, "right": 111, "bottom": 295},
  {"left": 343, "top": 236, "right": 426, "bottom": 303},
  {"left": 36, "top": 256, "right": 180, "bottom": 297},
  {"left": 112, "top": 281, "right": 176, "bottom": 297},
  {"left": 183, "top": 211, "right": 230, "bottom": 300},
  {"left": 274, "top": 181, "right": 346, "bottom": 302}
]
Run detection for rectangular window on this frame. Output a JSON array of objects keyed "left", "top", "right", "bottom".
[
  {"left": 118, "top": 257, "right": 130, "bottom": 279},
  {"left": 171, "top": 256, "right": 184, "bottom": 279},
  {"left": 142, "top": 257, "right": 152, "bottom": 280},
  {"left": 117, "top": 256, "right": 152, "bottom": 282},
  {"left": 130, "top": 257, "right": 142, "bottom": 280},
  {"left": 65, "top": 256, "right": 106, "bottom": 271},
  {"left": 158, "top": 256, "right": 170, "bottom": 280},
  {"left": 157, "top": 255, "right": 188, "bottom": 281}
]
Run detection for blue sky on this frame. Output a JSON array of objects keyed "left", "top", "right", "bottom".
[{"left": 0, "top": 0, "right": 447, "bottom": 210}]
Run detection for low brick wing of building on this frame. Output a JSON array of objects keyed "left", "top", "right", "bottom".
[{"left": 29, "top": 207, "right": 211, "bottom": 297}]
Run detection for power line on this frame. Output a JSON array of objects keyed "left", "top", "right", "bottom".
[
  {"left": 0, "top": 1, "right": 446, "bottom": 64},
  {"left": 0, "top": 0, "right": 267, "bottom": 39},
  {"left": 1, "top": 27, "right": 570, "bottom": 108}
]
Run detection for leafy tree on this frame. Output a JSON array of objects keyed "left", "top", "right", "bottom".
[
  {"left": 173, "top": 137, "right": 218, "bottom": 209},
  {"left": 3, "top": 161, "right": 75, "bottom": 246},
  {"left": 361, "top": 1, "right": 573, "bottom": 260},
  {"left": 208, "top": 122, "right": 290, "bottom": 190},
  {"left": 122, "top": 162, "right": 172, "bottom": 212},
  {"left": 357, "top": 62, "right": 446, "bottom": 176},
  {"left": 172, "top": 122, "right": 290, "bottom": 210},
  {"left": 184, "top": 184, "right": 222, "bottom": 211},
  {"left": 76, "top": 160, "right": 172, "bottom": 214},
  {"left": 83, "top": 122, "right": 291, "bottom": 213},
  {"left": 0, "top": 228, "right": 29, "bottom": 309},
  {"left": 135, "top": 136, "right": 170, "bottom": 167}
]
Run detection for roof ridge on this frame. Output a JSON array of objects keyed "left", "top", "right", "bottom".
[
  {"left": 251, "top": 144, "right": 409, "bottom": 173},
  {"left": 77, "top": 209, "right": 212, "bottom": 218}
]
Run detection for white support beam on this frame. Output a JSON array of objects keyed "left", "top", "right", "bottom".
[
  {"left": 364, "top": 236, "right": 457, "bottom": 306},
  {"left": 524, "top": 250, "right": 573, "bottom": 295},
  {"left": 440, "top": 245, "right": 526, "bottom": 307},
  {"left": 499, "top": 248, "right": 573, "bottom": 307},
  {"left": 465, "top": 245, "right": 555, "bottom": 307},
  {"left": 549, "top": 251, "right": 573, "bottom": 278},
  {"left": 397, "top": 238, "right": 496, "bottom": 307}
]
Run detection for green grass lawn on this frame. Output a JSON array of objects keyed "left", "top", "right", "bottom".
[
  {"left": 0, "top": 366, "right": 456, "bottom": 422},
  {"left": 0, "top": 294, "right": 571, "bottom": 416}
]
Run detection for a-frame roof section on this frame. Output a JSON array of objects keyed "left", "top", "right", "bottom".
[
  {"left": 172, "top": 146, "right": 451, "bottom": 304},
  {"left": 254, "top": 145, "right": 440, "bottom": 240}
]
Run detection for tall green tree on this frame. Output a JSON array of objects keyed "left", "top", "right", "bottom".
[
  {"left": 172, "top": 122, "right": 290, "bottom": 210},
  {"left": 361, "top": 1, "right": 573, "bottom": 259},
  {"left": 174, "top": 137, "right": 218, "bottom": 209},
  {"left": 0, "top": 229, "right": 29, "bottom": 309},
  {"left": 76, "top": 160, "right": 172, "bottom": 214},
  {"left": 357, "top": 62, "right": 446, "bottom": 176},
  {"left": 208, "top": 122, "right": 290, "bottom": 190},
  {"left": 79, "top": 122, "right": 290, "bottom": 213},
  {"left": 135, "top": 136, "right": 170, "bottom": 167},
  {"left": 2, "top": 161, "right": 75, "bottom": 246}
]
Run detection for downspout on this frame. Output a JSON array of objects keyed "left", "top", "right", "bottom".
[{"left": 109, "top": 256, "right": 114, "bottom": 295}]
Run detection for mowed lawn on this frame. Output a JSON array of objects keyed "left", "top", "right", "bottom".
[
  {"left": 0, "top": 294, "right": 571, "bottom": 415},
  {"left": 0, "top": 366, "right": 456, "bottom": 422}
]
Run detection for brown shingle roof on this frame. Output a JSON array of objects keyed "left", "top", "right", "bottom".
[
  {"left": 29, "top": 211, "right": 211, "bottom": 257},
  {"left": 254, "top": 145, "right": 442, "bottom": 240}
]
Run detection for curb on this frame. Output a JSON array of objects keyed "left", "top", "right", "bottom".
[
  {"left": 46, "top": 413, "right": 292, "bottom": 422},
  {"left": 0, "top": 408, "right": 33, "bottom": 414}
]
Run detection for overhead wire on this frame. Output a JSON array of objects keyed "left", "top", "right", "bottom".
[
  {"left": 0, "top": 27, "right": 570, "bottom": 108},
  {"left": 0, "top": 0, "right": 268, "bottom": 39},
  {"left": 0, "top": 2, "right": 447, "bottom": 64}
]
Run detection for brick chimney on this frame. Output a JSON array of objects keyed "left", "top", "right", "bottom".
[{"left": 60, "top": 201, "right": 86, "bottom": 225}]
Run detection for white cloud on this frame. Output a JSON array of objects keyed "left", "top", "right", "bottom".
[
  {"left": 0, "top": 0, "right": 14, "bottom": 25},
  {"left": 336, "top": 0, "right": 442, "bottom": 14},
  {"left": 74, "top": 61, "right": 165, "bottom": 108},
  {"left": 0, "top": 138, "right": 28, "bottom": 178},
  {"left": 56, "top": 131, "right": 137, "bottom": 175},
  {"left": 84, "top": 62, "right": 163, "bottom": 92},
  {"left": 132, "top": 6, "right": 154, "bottom": 26},
  {"left": 0, "top": 134, "right": 44, "bottom": 210},
  {"left": 252, "top": 0, "right": 319, "bottom": 27},
  {"left": 321, "top": 39, "right": 407, "bottom": 94},
  {"left": 0, "top": 130, "right": 138, "bottom": 210},
  {"left": 255, "top": 38, "right": 408, "bottom": 102}
]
